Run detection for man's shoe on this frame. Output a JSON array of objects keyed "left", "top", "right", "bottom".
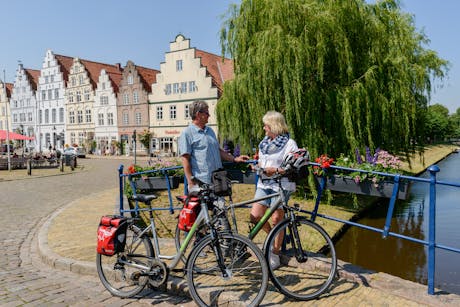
[{"left": 269, "top": 252, "right": 280, "bottom": 270}]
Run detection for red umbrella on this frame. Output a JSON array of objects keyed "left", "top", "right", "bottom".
[{"left": 0, "top": 130, "right": 35, "bottom": 141}]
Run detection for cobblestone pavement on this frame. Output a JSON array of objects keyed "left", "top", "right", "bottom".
[{"left": 2, "top": 156, "right": 460, "bottom": 306}]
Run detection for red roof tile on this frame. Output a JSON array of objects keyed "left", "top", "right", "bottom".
[
  {"left": 80, "top": 59, "right": 123, "bottom": 90},
  {"left": 55, "top": 54, "right": 74, "bottom": 86},
  {"left": 24, "top": 69, "right": 40, "bottom": 91},
  {"left": 195, "top": 49, "right": 234, "bottom": 95},
  {"left": 5, "top": 83, "right": 14, "bottom": 97},
  {"left": 135, "top": 65, "right": 159, "bottom": 93},
  {"left": 106, "top": 70, "right": 123, "bottom": 94}
]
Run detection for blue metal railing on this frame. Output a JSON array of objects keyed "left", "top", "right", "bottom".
[{"left": 117, "top": 161, "right": 460, "bottom": 295}]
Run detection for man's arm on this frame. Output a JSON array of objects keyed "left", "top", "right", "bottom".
[
  {"left": 181, "top": 154, "right": 194, "bottom": 187},
  {"left": 219, "top": 148, "right": 249, "bottom": 163}
]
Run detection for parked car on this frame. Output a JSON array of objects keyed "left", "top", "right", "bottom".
[{"left": 63, "top": 147, "right": 86, "bottom": 158}]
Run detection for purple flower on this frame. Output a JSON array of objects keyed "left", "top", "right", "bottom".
[
  {"left": 366, "top": 147, "right": 372, "bottom": 163},
  {"left": 234, "top": 144, "right": 240, "bottom": 157},
  {"left": 355, "top": 148, "right": 362, "bottom": 164}
]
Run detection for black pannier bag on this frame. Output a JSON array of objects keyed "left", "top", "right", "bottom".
[{"left": 211, "top": 168, "right": 232, "bottom": 196}]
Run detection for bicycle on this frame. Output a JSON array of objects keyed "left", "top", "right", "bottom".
[
  {"left": 175, "top": 164, "right": 338, "bottom": 301},
  {"left": 96, "top": 180, "right": 269, "bottom": 306}
]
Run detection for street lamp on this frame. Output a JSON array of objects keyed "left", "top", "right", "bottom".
[
  {"left": 132, "top": 129, "right": 137, "bottom": 165},
  {"left": 53, "top": 125, "right": 56, "bottom": 150}
]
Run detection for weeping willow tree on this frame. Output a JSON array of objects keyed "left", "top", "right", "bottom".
[{"left": 217, "top": 0, "right": 448, "bottom": 159}]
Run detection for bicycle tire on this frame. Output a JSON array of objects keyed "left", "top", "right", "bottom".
[
  {"left": 264, "top": 217, "right": 337, "bottom": 300},
  {"left": 97, "top": 224, "right": 154, "bottom": 298},
  {"left": 186, "top": 232, "right": 269, "bottom": 307}
]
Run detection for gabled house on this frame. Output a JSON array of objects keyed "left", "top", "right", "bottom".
[
  {"left": 117, "top": 60, "right": 159, "bottom": 155},
  {"left": 65, "top": 57, "right": 122, "bottom": 152},
  {"left": 94, "top": 67, "right": 123, "bottom": 155},
  {"left": 10, "top": 64, "right": 40, "bottom": 151},
  {"left": 0, "top": 80, "right": 13, "bottom": 132},
  {"left": 149, "top": 34, "right": 234, "bottom": 155}
]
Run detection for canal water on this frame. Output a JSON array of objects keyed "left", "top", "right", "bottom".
[{"left": 334, "top": 152, "right": 460, "bottom": 295}]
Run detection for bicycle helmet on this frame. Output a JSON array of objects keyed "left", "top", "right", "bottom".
[{"left": 280, "top": 148, "right": 310, "bottom": 172}]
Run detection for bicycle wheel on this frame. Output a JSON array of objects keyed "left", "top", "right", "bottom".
[
  {"left": 97, "top": 224, "right": 154, "bottom": 298},
  {"left": 264, "top": 217, "right": 337, "bottom": 300},
  {"left": 174, "top": 224, "right": 206, "bottom": 264},
  {"left": 187, "top": 232, "right": 269, "bottom": 307}
]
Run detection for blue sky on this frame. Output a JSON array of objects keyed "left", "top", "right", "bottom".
[{"left": 0, "top": 0, "right": 458, "bottom": 113}]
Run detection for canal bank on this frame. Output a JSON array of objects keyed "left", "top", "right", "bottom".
[{"left": 334, "top": 145, "right": 460, "bottom": 295}]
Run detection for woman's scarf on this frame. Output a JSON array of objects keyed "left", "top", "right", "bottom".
[{"left": 258, "top": 133, "right": 290, "bottom": 155}]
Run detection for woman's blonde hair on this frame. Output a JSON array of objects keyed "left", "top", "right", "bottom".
[{"left": 262, "top": 111, "right": 289, "bottom": 135}]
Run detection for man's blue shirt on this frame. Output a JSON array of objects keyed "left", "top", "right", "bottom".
[{"left": 179, "top": 124, "right": 222, "bottom": 184}]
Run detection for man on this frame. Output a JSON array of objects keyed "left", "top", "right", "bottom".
[{"left": 179, "top": 100, "right": 249, "bottom": 188}]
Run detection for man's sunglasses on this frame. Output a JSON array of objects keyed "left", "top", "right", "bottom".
[{"left": 198, "top": 110, "right": 210, "bottom": 116}]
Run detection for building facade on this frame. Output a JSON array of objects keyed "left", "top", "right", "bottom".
[
  {"left": 0, "top": 81, "right": 13, "bottom": 132},
  {"left": 94, "top": 68, "right": 123, "bottom": 155},
  {"left": 149, "top": 34, "right": 234, "bottom": 155},
  {"left": 10, "top": 64, "right": 40, "bottom": 150},
  {"left": 117, "top": 61, "right": 158, "bottom": 155},
  {"left": 36, "top": 50, "right": 72, "bottom": 152}
]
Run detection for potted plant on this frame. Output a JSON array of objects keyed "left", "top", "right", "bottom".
[
  {"left": 124, "top": 159, "right": 184, "bottom": 199},
  {"left": 313, "top": 148, "right": 410, "bottom": 200}
]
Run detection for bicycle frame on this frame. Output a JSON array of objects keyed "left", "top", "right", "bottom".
[{"left": 133, "top": 200, "right": 213, "bottom": 270}]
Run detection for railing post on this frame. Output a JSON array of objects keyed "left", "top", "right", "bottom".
[
  {"left": 427, "top": 165, "right": 440, "bottom": 295},
  {"left": 382, "top": 175, "right": 400, "bottom": 238},
  {"left": 118, "top": 165, "right": 124, "bottom": 217}
]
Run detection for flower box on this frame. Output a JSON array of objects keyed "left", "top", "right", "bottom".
[
  {"left": 315, "top": 175, "right": 410, "bottom": 200},
  {"left": 226, "top": 169, "right": 257, "bottom": 184},
  {"left": 134, "top": 176, "right": 180, "bottom": 191}
]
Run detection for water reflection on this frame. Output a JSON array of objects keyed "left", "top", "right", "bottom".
[{"left": 334, "top": 153, "right": 460, "bottom": 294}]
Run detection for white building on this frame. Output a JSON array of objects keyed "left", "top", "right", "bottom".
[
  {"left": 149, "top": 34, "right": 234, "bottom": 155},
  {"left": 94, "top": 68, "right": 122, "bottom": 155},
  {"left": 10, "top": 64, "right": 40, "bottom": 151},
  {"left": 0, "top": 80, "right": 12, "bottom": 132},
  {"left": 36, "top": 50, "right": 72, "bottom": 152}
]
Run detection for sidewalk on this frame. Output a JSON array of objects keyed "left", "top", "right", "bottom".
[{"left": 37, "top": 187, "right": 460, "bottom": 306}]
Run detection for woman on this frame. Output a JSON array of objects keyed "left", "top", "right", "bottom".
[{"left": 250, "top": 111, "right": 298, "bottom": 269}]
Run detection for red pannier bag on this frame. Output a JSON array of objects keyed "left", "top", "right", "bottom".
[
  {"left": 97, "top": 215, "right": 128, "bottom": 256},
  {"left": 177, "top": 195, "right": 200, "bottom": 231}
]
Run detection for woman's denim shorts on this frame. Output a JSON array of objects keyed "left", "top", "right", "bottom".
[{"left": 254, "top": 187, "right": 292, "bottom": 207}]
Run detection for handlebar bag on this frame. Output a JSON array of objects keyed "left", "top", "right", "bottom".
[
  {"left": 177, "top": 196, "right": 200, "bottom": 231},
  {"left": 97, "top": 215, "right": 128, "bottom": 256},
  {"left": 211, "top": 168, "right": 231, "bottom": 196}
]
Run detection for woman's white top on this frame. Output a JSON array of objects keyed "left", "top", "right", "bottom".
[{"left": 257, "top": 138, "right": 298, "bottom": 192}]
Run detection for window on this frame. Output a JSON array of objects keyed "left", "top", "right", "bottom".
[
  {"left": 123, "top": 93, "right": 129, "bottom": 104},
  {"left": 55, "top": 88, "right": 59, "bottom": 99},
  {"left": 79, "top": 75, "right": 84, "bottom": 85},
  {"left": 76, "top": 91, "right": 82, "bottom": 102},
  {"left": 98, "top": 113, "right": 104, "bottom": 125},
  {"left": 164, "top": 84, "right": 171, "bottom": 95},
  {"left": 39, "top": 110, "right": 42, "bottom": 124},
  {"left": 70, "top": 132, "right": 76, "bottom": 145},
  {"left": 101, "top": 82, "right": 106, "bottom": 90},
  {"left": 13, "top": 100, "right": 18, "bottom": 108},
  {"left": 180, "top": 82, "right": 187, "bottom": 93},
  {"left": 68, "top": 92, "right": 74, "bottom": 103},
  {"left": 170, "top": 105, "right": 176, "bottom": 119},
  {"left": 85, "top": 109, "right": 92, "bottom": 123},
  {"left": 156, "top": 106, "right": 163, "bottom": 120},
  {"left": 71, "top": 77, "right": 76, "bottom": 86},
  {"left": 100, "top": 95, "right": 108, "bottom": 105},
  {"left": 69, "top": 111, "right": 75, "bottom": 124},
  {"left": 42, "top": 90, "right": 46, "bottom": 100},
  {"left": 48, "top": 89, "right": 53, "bottom": 100},
  {"left": 13, "top": 114, "right": 18, "bottom": 123},
  {"left": 50, "top": 75, "right": 54, "bottom": 82},
  {"left": 59, "top": 108, "right": 64, "bottom": 122},
  {"left": 135, "top": 112, "right": 141, "bottom": 124},
  {"left": 45, "top": 109, "right": 49, "bottom": 123},
  {"left": 127, "top": 75, "right": 133, "bottom": 84},
  {"left": 185, "top": 104, "right": 190, "bottom": 119},
  {"left": 189, "top": 81, "right": 196, "bottom": 92},
  {"left": 28, "top": 112, "right": 32, "bottom": 122},
  {"left": 77, "top": 110, "right": 83, "bottom": 123},
  {"left": 133, "top": 91, "right": 139, "bottom": 103},
  {"left": 107, "top": 113, "right": 114, "bottom": 125},
  {"left": 84, "top": 89, "right": 90, "bottom": 101},
  {"left": 45, "top": 76, "right": 49, "bottom": 83},
  {"left": 123, "top": 112, "right": 129, "bottom": 125},
  {"left": 52, "top": 108, "right": 56, "bottom": 123},
  {"left": 173, "top": 83, "right": 179, "bottom": 94},
  {"left": 176, "top": 60, "right": 183, "bottom": 71}
]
